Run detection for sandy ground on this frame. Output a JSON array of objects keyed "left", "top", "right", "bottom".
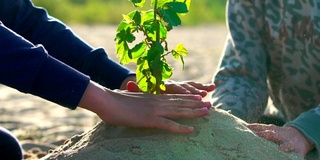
[{"left": 0, "top": 24, "right": 228, "bottom": 158}]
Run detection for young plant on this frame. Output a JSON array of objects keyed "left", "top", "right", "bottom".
[{"left": 115, "top": 0, "right": 190, "bottom": 94}]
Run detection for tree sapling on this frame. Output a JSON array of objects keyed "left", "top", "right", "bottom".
[{"left": 115, "top": 0, "right": 191, "bottom": 94}]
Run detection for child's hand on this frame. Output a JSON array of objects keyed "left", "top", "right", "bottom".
[
  {"left": 247, "top": 124, "right": 314, "bottom": 158},
  {"left": 126, "top": 80, "right": 215, "bottom": 97},
  {"left": 80, "top": 81, "right": 211, "bottom": 134}
]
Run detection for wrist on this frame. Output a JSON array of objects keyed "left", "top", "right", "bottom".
[
  {"left": 289, "top": 126, "right": 315, "bottom": 153},
  {"left": 78, "top": 81, "right": 108, "bottom": 113}
]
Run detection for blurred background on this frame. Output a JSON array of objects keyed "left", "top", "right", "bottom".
[{"left": 32, "top": 0, "right": 226, "bottom": 25}]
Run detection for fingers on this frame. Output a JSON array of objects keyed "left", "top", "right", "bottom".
[
  {"left": 152, "top": 92, "right": 202, "bottom": 100},
  {"left": 185, "top": 81, "right": 216, "bottom": 92},
  {"left": 279, "top": 142, "right": 294, "bottom": 153},
  {"left": 247, "top": 123, "right": 276, "bottom": 131},
  {"left": 126, "top": 80, "right": 215, "bottom": 98},
  {"left": 117, "top": 88, "right": 205, "bottom": 101},
  {"left": 254, "top": 130, "right": 283, "bottom": 143},
  {"left": 162, "top": 83, "right": 192, "bottom": 94},
  {"left": 153, "top": 118, "right": 194, "bottom": 134},
  {"left": 164, "top": 81, "right": 215, "bottom": 97},
  {"left": 126, "top": 81, "right": 141, "bottom": 92},
  {"left": 247, "top": 124, "right": 282, "bottom": 142},
  {"left": 149, "top": 102, "right": 210, "bottom": 134},
  {"left": 162, "top": 99, "right": 212, "bottom": 109},
  {"left": 157, "top": 106, "right": 209, "bottom": 119},
  {"left": 180, "top": 83, "right": 208, "bottom": 97},
  {"left": 164, "top": 83, "right": 207, "bottom": 97}
]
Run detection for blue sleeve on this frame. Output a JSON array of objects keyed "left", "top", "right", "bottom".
[
  {"left": 0, "top": 0, "right": 134, "bottom": 90},
  {"left": 0, "top": 22, "right": 90, "bottom": 109}
]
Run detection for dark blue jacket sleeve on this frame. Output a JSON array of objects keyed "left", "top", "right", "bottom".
[
  {"left": 0, "top": 0, "right": 134, "bottom": 109},
  {"left": 0, "top": 23, "right": 90, "bottom": 109}
]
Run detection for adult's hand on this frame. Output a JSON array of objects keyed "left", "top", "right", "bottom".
[
  {"left": 79, "top": 81, "right": 211, "bottom": 134},
  {"left": 247, "top": 123, "right": 314, "bottom": 158},
  {"left": 126, "top": 80, "right": 215, "bottom": 97}
]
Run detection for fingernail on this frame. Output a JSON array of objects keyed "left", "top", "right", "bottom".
[
  {"left": 188, "top": 126, "right": 194, "bottom": 132},
  {"left": 195, "top": 95, "right": 202, "bottom": 100},
  {"left": 200, "top": 107, "right": 208, "bottom": 112},
  {"left": 204, "top": 101, "right": 211, "bottom": 108},
  {"left": 200, "top": 91, "right": 207, "bottom": 97}
]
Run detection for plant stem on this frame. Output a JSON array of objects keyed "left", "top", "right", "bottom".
[
  {"left": 153, "top": 0, "right": 161, "bottom": 94},
  {"left": 154, "top": 0, "right": 158, "bottom": 20}
]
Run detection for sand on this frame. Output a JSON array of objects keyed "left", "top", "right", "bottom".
[{"left": 42, "top": 109, "right": 302, "bottom": 160}]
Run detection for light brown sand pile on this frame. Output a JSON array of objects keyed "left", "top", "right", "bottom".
[{"left": 42, "top": 109, "right": 302, "bottom": 160}]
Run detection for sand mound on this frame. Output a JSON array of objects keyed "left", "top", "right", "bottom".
[{"left": 42, "top": 109, "right": 302, "bottom": 160}]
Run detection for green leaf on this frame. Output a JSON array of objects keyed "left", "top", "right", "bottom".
[
  {"left": 159, "top": 22, "right": 168, "bottom": 39},
  {"left": 116, "top": 11, "right": 136, "bottom": 32},
  {"left": 132, "top": 10, "right": 142, "bottom": 25},
  {"left": 162, "top": 61, "right": 173, "bottom": 80},
  {"left": 136, "top": 58, "right": 149, "bottom": 92},
  {"left": 174, "top": 43, "right": 188, "bottom": 56},
  {"left": 159, "top": 82, "right": 166, "bottom": 91},
  {"left": 131, "top": 0, "right": 146, "bottom": 7},
  {"left": 152, "top": 0, "right": 170, "bottom": 8},
  {"left": 116, "top": 41, "right": 132, "bottom": 64},
  {"left": 141, "top": 10, "right": 154, "bottom": 25},
  {"left": 147, "top": 42, "right": 164, "bottom": 64},
  {"left": 172, "top": 43, "right": 188, "bottom": 69},
  {"left": 158, "top": 8, "right": 181, "bottom": 29},
  {"left": 144, "top": 21, "right": 157, "bottom": 41},
  {"left": 131, "top": 42, "right": 147, "bottom": 59},
  {"left": 164, "top": 2, "right": 189, "bottom": 13},
  {"left": 176, "top": 0, "right": 191, "bottom": 11},
  {"left": 115, "top": 29, "right": 135, "bottom": 46},
  {"left": 125, "top": 28, "right": 136, "bottom": 43},
  {"left": 122, "top": 14, "right": 134, "bottom": 24}
]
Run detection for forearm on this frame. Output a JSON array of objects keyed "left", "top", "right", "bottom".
[
  {"left": 0, "top": 0, "right": 134, "bottom": 89},
  {"left": 80, "top": 49, "right": 135, "bottom": 89},
  {"left": 0, "top": 23, "right": 89, "bottom": 109}
]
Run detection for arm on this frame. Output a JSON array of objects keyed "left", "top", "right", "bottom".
[
  {"left": 0, "top": 22, "right": 89, "bottom": 109},
  {"left": 211, "top": 0, "right": 269, "bottom": 122},
  {"left": 0, "top": 0, "right": 134, "bottom": 90}
]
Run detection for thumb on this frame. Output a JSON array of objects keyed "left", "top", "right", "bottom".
[{"left": 126, "top": 81, "right": 141, "bottom": 92}]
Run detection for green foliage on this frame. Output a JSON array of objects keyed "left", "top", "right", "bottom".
[
  {"left": 31, "top": 0, "right": 226, "bottom": 25},
  {"left": 115, "top": 0, "right": 190, "bottom": 94}
]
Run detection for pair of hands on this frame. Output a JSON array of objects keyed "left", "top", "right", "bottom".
[
  {"left": 79, "top": 80, "right": 215, "bottom": 134},
  {"left": 81, "top": 78, "right": 314, "bottom": 157},
  {"left": 247, "top": 124, "right": 314, "bottom": 158}
]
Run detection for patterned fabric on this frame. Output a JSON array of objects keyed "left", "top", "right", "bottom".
[{"left": 212, "top": 0, "right": 320, "bottom": 157}]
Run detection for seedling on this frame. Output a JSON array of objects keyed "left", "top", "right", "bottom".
[{"left": 115, "top": 0, "right": 190, "bottom": 94}]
